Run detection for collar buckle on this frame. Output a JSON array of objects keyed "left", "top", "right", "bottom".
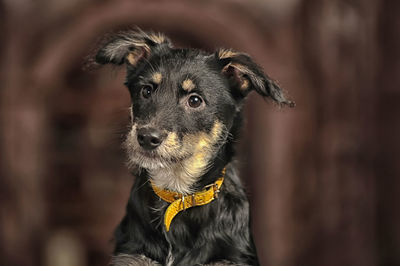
[{"left": 213, "top": 183, "right": 220, "bottom": 199}]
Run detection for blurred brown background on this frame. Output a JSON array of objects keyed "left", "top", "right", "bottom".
[{"left": 1, "top": 0, "right": 399, "bottom": 265}]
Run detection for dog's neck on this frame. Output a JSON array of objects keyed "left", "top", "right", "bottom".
[
  {"left": 148, "top": 164, "right": 205, "bottom": 195},
  {"left": 148, "top": 159, "right": 228, "bottom": 195},
  {"left": 148, "top": 144, "right": 231, "bottom": 195}
]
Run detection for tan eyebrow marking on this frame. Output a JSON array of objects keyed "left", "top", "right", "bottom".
[
  {"left": 218, "top": 48, "right": 239, "bottom": 59},
  {"left": 240, "top": 79, "right": 250, "bottom": 90},
  {"left": 147, "top": 32, "right": 167, "bottom": 44},
  {"left": 182, "top": 79, "right": 196, "bottom": 92},
  {"left": 152, "top": 72, "right": 162, "bottom": 84}
]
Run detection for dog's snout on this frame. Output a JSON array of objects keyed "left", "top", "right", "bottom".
[{"left": 137, "top": 128, "right": 165, "bottom": 150}]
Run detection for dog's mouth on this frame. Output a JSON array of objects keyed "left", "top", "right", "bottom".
[
  {"left": 136, "top": 149, "right": 189, "bottom": 163},
  {"left": 126, "top": 147, "right": 192, "bottom": 170},
  {"left": 124, "top": 126, "right": 191, "bottom": 170},
  {"left": 124, "top": 121, "right": 227, "bottom": 171}
]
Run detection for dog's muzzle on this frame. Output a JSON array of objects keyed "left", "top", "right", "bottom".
[{"left": 137, "top": 127, "right": 166, "bottom": 150}]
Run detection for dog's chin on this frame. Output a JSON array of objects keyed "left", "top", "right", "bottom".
[{"left": 127, "top": 149, "right": 187, "bottom": 171}]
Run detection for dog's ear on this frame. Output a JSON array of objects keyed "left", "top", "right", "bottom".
[
  {"left": 95, "top": 29, "right": 172, "bottom": 66},
  {"left": 215, "top": 49, "right": 294, "bottom": 107}
]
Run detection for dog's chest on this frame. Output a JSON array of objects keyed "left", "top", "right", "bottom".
[
  {"left": 151, "top": 198, "right": 203, "bottom": 265},
  {"left": 150, "top": 199, "right": 168, "bottom": 228},
  {"left": 150, "top": 203, "right": 177, "bottom": 265},
  {"left": 165, "top": 242, "right": 175, "bottom": 266}
]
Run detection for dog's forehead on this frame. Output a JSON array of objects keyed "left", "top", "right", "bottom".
[
  {"left": 142, "top": 48, "right": 216, "bottom": 83},
  {"left": 158, "top": 48, "right": 209, "bottom": 64}
]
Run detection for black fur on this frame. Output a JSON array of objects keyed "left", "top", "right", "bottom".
[{"left": 94, "top": 29, "right": 293, "bottom": 266}]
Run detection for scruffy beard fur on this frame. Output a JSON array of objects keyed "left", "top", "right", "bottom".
[{"left": 123, "top": 121, "right": 228, "bottom": 194}]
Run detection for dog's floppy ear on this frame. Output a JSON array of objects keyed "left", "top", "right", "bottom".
[
  {"left": 216, "top": 49, "right": 294, "bottom": 107},
  {"left": 95, "top": 29, "right": 172, "bottom": 66}
]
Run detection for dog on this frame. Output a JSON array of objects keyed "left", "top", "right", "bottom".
[{"left": 93, "top": 29, "right": 293, "bottom": 266}]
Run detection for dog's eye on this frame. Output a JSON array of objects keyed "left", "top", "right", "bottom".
[
  {"left": 188, "top": 95, "right": 203, "bottom": 108},
  {"left": 141, "top": 85, "right": 153, "bottom": 99}
]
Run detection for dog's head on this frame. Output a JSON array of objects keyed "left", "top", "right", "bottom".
[{"left": 95, "top": 30, "right": 293, "bottom": 193}]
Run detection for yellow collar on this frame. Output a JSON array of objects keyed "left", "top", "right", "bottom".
[{"left": 151, "top": 168, "right": 226, "bottom": 231}]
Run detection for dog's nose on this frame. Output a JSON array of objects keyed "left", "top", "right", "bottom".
[{"left": 137, "top": 128, "right": 165, "bottom": 150}]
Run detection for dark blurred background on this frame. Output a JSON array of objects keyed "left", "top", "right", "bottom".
[{"left": 1, "top": 0, "right": 399, "bottom": 265}]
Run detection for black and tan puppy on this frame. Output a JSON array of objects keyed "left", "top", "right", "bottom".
[{"left": 94, "top": 30, "right": 293, "bottom": 266}]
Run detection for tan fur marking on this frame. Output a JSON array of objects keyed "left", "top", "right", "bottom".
[
  {"left": 211, "top": 121, "right": 223, "bottom": 141},
  {"left": 152, "top": 72, "right": 162, "bottom": 84},
  {"left": 230, "top": 62, "right": 265, "bottom": 90},
  {"left": 182, "top": 79, "right": 195, "bottom": 91},
  {"left": 162, "top": 132, "right": 179, "bottom": 151},
  {"left": 180, "top": 120, "right": 223, "bottom": 184},
  {"left": 127, "top": 53, "right": 137, "bottom": 65},
  {"left": 218, "top": 49, "right": 239, "bottom": 59},
  {"left": 148, "top": 33, "right": 166, "bottom": 44},
  {"left": 223, "top": 62, "right": 252, "bottom": 90},
  {"left": 157, "top": 131, "right": 187, "bottom": 161},
  {"left": 126, "top": 48, "right": 146, "bottom": 66},
  {"left": 240, "top": 79, "right": 250, "bottom": 90}
]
